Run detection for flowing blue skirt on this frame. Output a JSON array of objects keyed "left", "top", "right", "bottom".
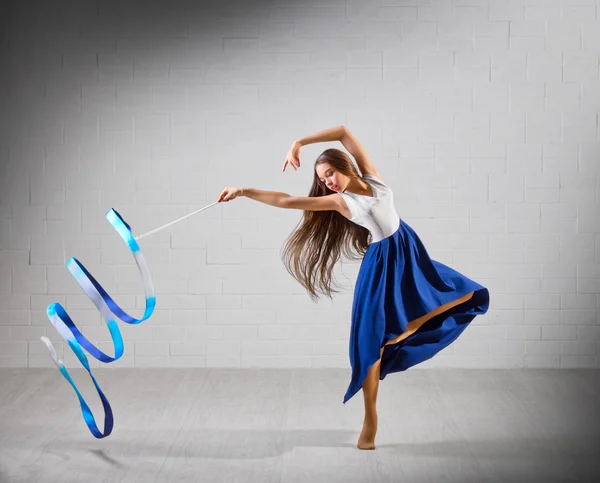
[{"left": 343, "top": 218, "right": 490, "bottom": 404}]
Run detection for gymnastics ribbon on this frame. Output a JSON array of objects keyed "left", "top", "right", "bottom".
[{"left": 40, "top": 201, "right": 219, "bottom": 438}]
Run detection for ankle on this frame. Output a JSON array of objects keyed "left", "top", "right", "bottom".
[{"left": 363, "top": 413, "right": 378, "bottom": 425}]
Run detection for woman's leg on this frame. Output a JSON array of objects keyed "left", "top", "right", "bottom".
[
  {"left": 383, "top": 291, "right": 475, "bottom": 348},
  {"left": 357, "top": 352, "right": 383, "bottom": 450},
  {"left": 356, "top": 292, "right": 476, "bottom": 450}
]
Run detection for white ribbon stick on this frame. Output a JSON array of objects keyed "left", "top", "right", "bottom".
[{"left": 134, "top": 201, "right": 220, "bottom": 241}]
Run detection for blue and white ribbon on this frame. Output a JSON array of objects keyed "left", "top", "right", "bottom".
[{"left": 40, "top": 202, "right": 219, "bottom": 438}]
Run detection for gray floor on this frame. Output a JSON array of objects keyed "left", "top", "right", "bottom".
[{"left": 1, "top": 368, "right": 599, "bottom": 483}]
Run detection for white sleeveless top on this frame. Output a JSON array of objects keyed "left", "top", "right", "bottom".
[{"left": 339, "top": 173, "right": 401, "bottom": 243}]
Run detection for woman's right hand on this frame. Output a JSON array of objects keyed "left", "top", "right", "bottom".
[
  {"left": 217, "top": 186, "right": 243, "bottom": 203},
  {"left": 282, "top": 141, "right": 301, "bottom": 172}
]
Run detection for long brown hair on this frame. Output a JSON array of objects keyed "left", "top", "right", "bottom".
[{"left": 280, "top": 148, "right": 371, "bottom": 302}]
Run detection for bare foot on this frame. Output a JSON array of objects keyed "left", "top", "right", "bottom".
[{"left": 357, "top": 416, "right": 377, "bottom": 450}]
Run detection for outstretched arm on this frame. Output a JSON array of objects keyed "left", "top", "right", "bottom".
[
  {"left": 240, "top": 189, "right": 340, "bottom": 213},
  {"left": 296, "top": 125, "right": 381, "bottom": 178},
  {"left": 217, "top": 186, "right": 342, "bottom": 212},
  {"left": 241, "top": 188, "right": 290, "bottom": 208}
]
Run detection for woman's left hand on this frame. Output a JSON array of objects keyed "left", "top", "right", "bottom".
[
  {"left": 282, "top": 141, "right": 301, "bottom": 172},
  {"left": 217, "top": 186, "right": 243, "bottom": 203}
]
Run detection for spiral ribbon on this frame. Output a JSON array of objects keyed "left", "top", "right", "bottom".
[{"left": 39, "top": 201, "right": 219, "bottom": 438}]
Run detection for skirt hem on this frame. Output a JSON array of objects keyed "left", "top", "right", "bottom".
[{"left": 343, "top": 286, "right": 490, "bottom": 404}]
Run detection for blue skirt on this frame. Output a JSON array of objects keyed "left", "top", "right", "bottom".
[{"left": 343, "top": 218, "right": 490, "bottom": 404}]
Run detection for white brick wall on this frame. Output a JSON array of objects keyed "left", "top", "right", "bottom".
[{"left": 0, "top": 0, "right": 598, "bottom": 370}]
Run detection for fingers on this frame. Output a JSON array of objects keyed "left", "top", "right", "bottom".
[
  {"left": 217, "top": 187, "right": 241, "bottom": 203},
  {"left": 283, "top": 151, "right": 301, "bottom": 172},
  {"left": 292, "top": 154, "right": 300, "bottom": 169},
  {"left": 217, "top": 188, "right": 228, "bottom": 203},
  {"left": 283, "top": 158, "right": 298, "bottom": 171},
  {"left": 284, "top": 159, "right": 297, "bottom": 171},
  {"left": 282, "top": 142, "right": 301, "bottom": 172}
]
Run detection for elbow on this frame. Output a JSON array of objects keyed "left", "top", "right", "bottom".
[{"left": 279, "top": 195, "right": 292, "bottom": 209}]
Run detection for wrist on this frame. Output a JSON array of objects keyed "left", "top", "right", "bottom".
[{"left": 294, "top": 139, "right": 304, "bottom": 147}]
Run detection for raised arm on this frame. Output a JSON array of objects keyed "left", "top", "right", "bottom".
[{"left": 295, "top": 125, "right": 381, "bottom": 179}]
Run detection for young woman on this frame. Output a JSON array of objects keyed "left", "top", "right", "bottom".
[{"left": 217, "top": 125, "right": 490, "bottom": 450}]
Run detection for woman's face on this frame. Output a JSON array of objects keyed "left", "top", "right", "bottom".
[{"left": 316, "top": 163, "right": 344, "bottom": 193}]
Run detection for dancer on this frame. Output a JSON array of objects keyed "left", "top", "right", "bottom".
[{"left": 217, "top": 126, "right": 490, "bottom": 450}]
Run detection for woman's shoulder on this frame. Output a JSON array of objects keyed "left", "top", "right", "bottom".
[{"left": 362, "top": 172, "right": 387, "bottom": 187}]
